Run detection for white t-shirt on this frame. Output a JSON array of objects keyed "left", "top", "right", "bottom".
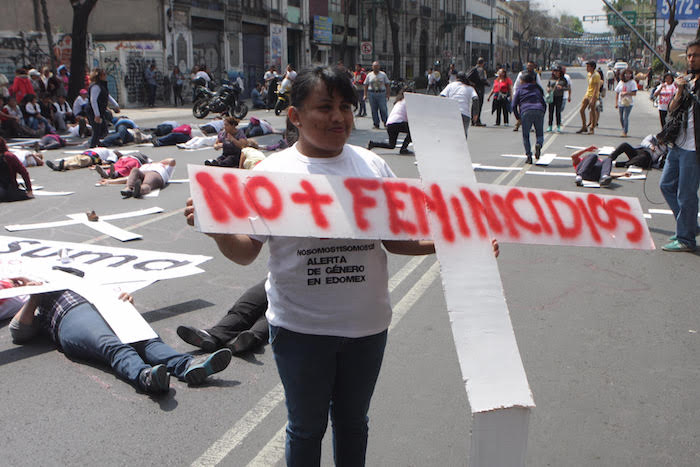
[
  {"left": 440, "top": 81, "right": 478, "bottom": 117},
  {"left": 252, "top": 143, "right": 395, "bottom": 337},
  {"left": 615, "top": 80, "right": 637, "bottom": 107},
  {"left": 72, "top": 96, "right": 88, "bottom": 115},
  {"left": 513, "top": 71, "right": 544, "bottom": 94},
  {"left": 386, "top": 99, "right": 408, "bottom": 125},
  {"left": 10, "top": 149, "right": 36, "bottom": 167},
  {"left": 280, "top": 70, "right": 297, "bottom": 93},
  {"left": 679, "top": 106, "right": 696, "bottom": 151},
  {"left": 141, "top": 162, "right": 175, "bottom": 184},
  {"left": 365, "top": 71, "right": 390, "bottom": 92},
  {"left": 563, "top": 74, "right": 572, "bottom": 100},
  {"left": 86, "top": 147, "right": 118, "bottom": 163},
  {"left": 195, "top": 71, "right": 211, "bottom": 82}
]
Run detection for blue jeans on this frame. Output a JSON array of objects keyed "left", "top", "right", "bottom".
[
  {"left": 520, "top": 109, "right": 544, "bottom": 156},
  {"left": 58, "top": 303, "right": 193, "bottom": 388},
  {"left": 618, "top": 105, "right": 632, "bottom": 134},
  {"left": 368, "top": 91, "right": 388, "bottom": 127},
  {"left": 156, "top": 132, "right": 190, "bottom": 146},
  {"left": 270, "top": 325, "right": 387, "bottom": 467},
  {"left": 659, "top": 147, "right": 700, "bottom": 247},
  {"left": 101, "top": 125, "right": 134, "bottom": 147}
]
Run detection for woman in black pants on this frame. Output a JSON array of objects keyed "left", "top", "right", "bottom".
[
  {"left": 366, "top": 89, "right": 412, "bottom": 155},
  {"left": 87, "top": 68, "right": 120, "bottom": 148},
  {"left": 546, "top": 67, "right": 569, "bottom": 133},
  {"left": 608, "top": 134, "right": 668, "bottom": 169}
]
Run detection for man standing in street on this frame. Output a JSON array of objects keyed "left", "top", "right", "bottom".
[
  {"left": 144, "top": 63, "right": 158, "bottom": 108},
  {"left": 577, "top": 61, "right": 601, "bottom": 135},
  {"left": 364, "top": 61, "right": 391, "bottom": 129},
  {"left": 468, "top": 58, "right": 489, "bottom": 126},
  {"left": 659, "top": 39, "right": 700, "bottom": 252}
]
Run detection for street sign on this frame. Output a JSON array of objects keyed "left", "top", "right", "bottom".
[
  {"left": 361, "top": 41, "right": 373, "bottom": 55},
  {"left": 608, "top": 11, "right": 637, "bottom": 26},
  {"left": 657, "top": 0, "right": 700, "bottom": 21}
]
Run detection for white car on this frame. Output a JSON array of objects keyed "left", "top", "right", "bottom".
[{"left": 614, "top": 61, "right": 628, "bottom": 71}]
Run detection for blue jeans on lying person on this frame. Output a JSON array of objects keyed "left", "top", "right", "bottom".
[
  {"left": 57, "top": 302, "right": 193, "bottom": 388},
  {"left": 269, "top": 324, "right": 387, "bottom": 467},
  {"left": 101, "top": 125, "right": 134, "bottom": 147},
  {"left": 155, "top": 132, "right": 191, "bottom": 146}
]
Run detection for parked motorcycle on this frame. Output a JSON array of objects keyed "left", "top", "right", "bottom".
[{"left": 192, "top": 81, "right": 248, "bottom": 119}]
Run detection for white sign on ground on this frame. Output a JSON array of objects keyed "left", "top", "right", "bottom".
[{"left": 187, "top": 94, "right": 654, "bottom": 466}]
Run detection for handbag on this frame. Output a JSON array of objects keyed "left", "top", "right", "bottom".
[{"left": 545, "top": 89, "right": 554, "bottom": 104}]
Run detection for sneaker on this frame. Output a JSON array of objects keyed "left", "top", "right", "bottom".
[
  {"left": 575, "top": 175, "right": 583, "bottom": 186},
  {"left": 534, "top": 143, "right": 541, "bottom": 160},
  {"left": 226, "top": 330, "right": 261, "bottom": 354},
  {"left": 661, "top": 239, "right": 695, "bottom": 252},
  {"left": 139, "top": 364, "right": 170, "bottom": 394},
  {"left": 46, "top": 160, "right": 58, "bottom": 171},
  {"left": 133, "top": 179, "right": 142, "bottom": 199},
  {"left": 546, "top": 126, "right": 552, "bottom": 132},
  {"left": 599, "top": 175, "right": 613, "bottom": 186},
  {"left": 176, "top": 325, "right": 218, "bottom": 352},
  {"left": 556, "top": 126, "right": 562, "bottom": 133},
  {"left": 184, "top": 348, "right": 232, "bottom": 385},
  {"left": 399, "top": 148, "right": 413, "bottom": 155}
]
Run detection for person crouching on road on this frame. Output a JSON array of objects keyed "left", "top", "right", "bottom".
[
  {"left": 366, "top": 88, "right": 413, "bottom": 155},
  {"left": 512, "top": 71, "right": 545, "bottom": 164}
]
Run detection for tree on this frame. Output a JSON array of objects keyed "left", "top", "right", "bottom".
[
  {"left": 68, "top": 0, "right": 98, "bottom": 101},
  {"left": 662, "top": 0, "right": 679, "bottom": 70},
  {"left": 40, "top": 0, "right": 57, "bottom": 72},
  {"left": 339, "top": 0, "right": 353, "bottom": 65},
  {"left": 383, "top": 0, "right": 401, "bottom": 79}
]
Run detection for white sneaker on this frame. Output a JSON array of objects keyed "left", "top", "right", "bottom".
[{"left": 575, "top": 175, "right": 583, "bottom": 186}]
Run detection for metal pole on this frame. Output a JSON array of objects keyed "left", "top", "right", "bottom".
[{"left": 600, "top": 0, "right": 674, "bottom": 71}]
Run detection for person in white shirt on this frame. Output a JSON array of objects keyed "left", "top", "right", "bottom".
[
  {"left": 52, "top": 95, "right": 75, "bottom": 132},
  {"left": 560, "top": 66, "right": 573, "bottom": 112},
  {"left": 363, "top": 61, "right": 391, "bottom": 128},
  {"left": 184, "top": 66, "right": 469, "bottom": 466},
  {"left": 614, "top": 68, "right": 637, "bottom": 137},
  {"left": 606, "top": 68, "right": 615, "bottom": 91},
  {"left": 279, "top": 64, "right": 297, "bottom": 94},
  {"left": 366, "top": 89, "right": 412, "bottom": 154},
  {"left": 72, "top": 89, "right": 89, "bottom": 116},
  {"left": 440, "top": 71, "right": 479, "bottom": 139}
]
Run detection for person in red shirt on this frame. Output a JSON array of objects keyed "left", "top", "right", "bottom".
[
  {"left": 8, "top": 69, "right": 34, "bottom": 105},
  {"left": 487, "top": 68, "right": 513, "bottom": 126},
  {"left": 353, "top": 64, "right": 367, "bottom": 117},
  {"left": 0, "top": 137, "right": 33, "bottom": 201}
]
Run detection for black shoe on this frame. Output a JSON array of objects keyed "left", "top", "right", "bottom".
[
  {"left": 525, "top": 156, "right": 533, "bottom": 164},
  {"left": 399, "top": 148, "right": 413, "bottom": 155},
  {"left": 184, "top": 348, "right": 232, "bottom": 385},
  {"left": 139, "top": 364, "right": 170, "bottom": 394},
  {"left": 614, "top": 160, "right": 627, "bottom": 168},
  {"left": 95, "top": 165, "right": 109, "bottom": 179},
  {"left": 373, "top": 124, "right": 380, "bottom": 129},
  {"left": 151, "top": 135, "right": 159, "bottom": 147},
  {"left": 226, "top": 330, "right": 261, "bottom": 354},
  {"left": 133, "top": 179, "right": 142, "bottom": 199},
  {"left": 46, "top": 160, "right": 58, "bottom": 171},
  {"left": 120, "top": 189, "right": 133, "bottom": 199},
  {"left": 367, "top": 141, "right": 375, "bottom": 150},
  {"left": 176, "top": 325, "right": 218, "bottom": 352},
  {"left": 535, "top": 143, "right": 541, "bottom": 160},
  {"left": 204, "top": 159, "right": 213, "bottom": 166}
]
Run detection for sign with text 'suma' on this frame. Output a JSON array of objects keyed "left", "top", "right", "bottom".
[{"left": 188, "top": 165, "right": 655, "bottom": 250}]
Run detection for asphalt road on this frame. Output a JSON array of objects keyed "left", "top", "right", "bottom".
[{"left": 1, "top": 68, "right": 699, "bottom": 467}]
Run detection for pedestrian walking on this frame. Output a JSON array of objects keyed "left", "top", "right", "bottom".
[
  {"left": 363, "top": 61, "right": 391, "bottom": 129},
  {"left": 467, "top": 58, "right": 489, "bottom": 126},
  {"left": 144, "top": 63, "right": 158, "bottom": 107},
  {"left": 654, "top": 72, "right": 677, "bottom": 128},
  {"left": 576, "top": 61, "right": 601, "bottom": 135},
  {"left": 487, "top": 68, "right": 512, "bottom": 126},
  {"left": 658, "top": 39, "right": 700, "bottom": 252},
  {"left": 512, "top": 71, "right": 545, "bottom": 164},
  {"left": 427, "top": 67, "right": 438, "bottom": 95},
  {"left": 171, "top": 66, "right": 184, "bottom": 106},
  {"left": 615, "top": 68, "right": 637, "bottom": 137},
  {"left": 546, "top": 67, "right": 569, "bottom": 133},
  {"left": 87, "top": 68, "right": 120, "bottom": 148},
  {"left": 512, "top": 61, "right": 543, "bottom": 131},
  {"left": 440, "top": 71, "right": 479, "bottom": 139},
  {"left": 353, "top": 64, "right": 367, "bottom": 116},
  {"left": 606, "top": 67, "right": 615, "bottom": 91}
]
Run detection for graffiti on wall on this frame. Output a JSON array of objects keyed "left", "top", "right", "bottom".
[
  {"left": 0, "top": 32, "right": 53, "bottom": 76},
  {"left": 124, "top": 52, "right": 167, "bottom": 104}
]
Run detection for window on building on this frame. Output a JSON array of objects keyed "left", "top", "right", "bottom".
[
  {"left": 288, "top": 0, "right": 300, "bottom": 6},
  {"left": 329, "top": 0, "right": 341, "bottom": 13}
]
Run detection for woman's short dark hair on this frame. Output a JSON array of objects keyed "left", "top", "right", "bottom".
[
  {"left": 290, "top": 66, "right": 357, "bottom": 108},
  {"left": 522, "top": 71, "right": 536, "bottom": 84}
]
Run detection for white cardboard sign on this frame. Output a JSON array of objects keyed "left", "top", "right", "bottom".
[{"left": 188, "top": 166, "right": 654, "bottom": 250}]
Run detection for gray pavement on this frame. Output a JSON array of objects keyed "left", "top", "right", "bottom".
[{"left": 1, "top": 68, "right": 699, "bottom": 466}]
